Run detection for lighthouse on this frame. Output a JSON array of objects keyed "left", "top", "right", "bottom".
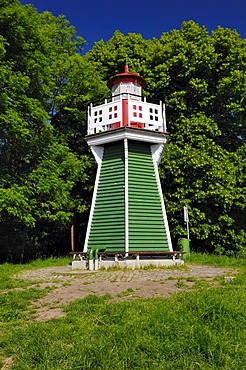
[{"left": 82, "top": 65, "right": 179, "bottom": 269}]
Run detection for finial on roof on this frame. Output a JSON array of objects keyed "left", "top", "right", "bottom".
[{"left": 124, "top": 54, "right": 129, "bottom": 73}]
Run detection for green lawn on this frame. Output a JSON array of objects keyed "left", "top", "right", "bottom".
[{"left": 0, "top": 254, "right": 245, "bottom": 369}]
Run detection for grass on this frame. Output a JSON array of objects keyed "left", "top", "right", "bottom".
[
  {"left": 189, "top": 252, "right": 246, "bottom": 268},
  {"left": 174, "top": 279, "right": 188, "bottom": 289},
  {"left": 116, "top": 287, "right": 135, "bottom": 297},
  {"left": 0, "top": 257, "right": 71, "bottom": 291},
  {"left": 0, "top": 253, "right": 246, "bottom": 369}
]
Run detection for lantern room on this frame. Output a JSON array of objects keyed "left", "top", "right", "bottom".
[
  {"left": 87, "top": 65, "right": 166, "bottom": 134},
  {"left": 107, "top": 65, "right": 146, "bottom": 101}
]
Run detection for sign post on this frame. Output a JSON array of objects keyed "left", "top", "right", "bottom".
[{"left": 184, "top": 206, "right": 190, "bottom": 240}]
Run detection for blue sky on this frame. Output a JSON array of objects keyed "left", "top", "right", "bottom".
[{"left": 20, "top": 0, "right": 246, "bottom": 53}]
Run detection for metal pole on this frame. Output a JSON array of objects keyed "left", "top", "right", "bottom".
[{"left": 71, "top": 225, "right": 74, "bottom": 252}]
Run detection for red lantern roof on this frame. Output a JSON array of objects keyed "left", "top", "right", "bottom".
[{"left": 107, "top": 65, "right": 147, "bottom": 90}]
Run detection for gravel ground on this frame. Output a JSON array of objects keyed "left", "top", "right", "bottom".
[{"left": 16, "top": 264, "right": 235, "bottom": 322}]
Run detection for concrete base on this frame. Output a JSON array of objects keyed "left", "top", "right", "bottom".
[
  {"left": 71, "top": 258, "right": 184, "bottom": 270},
  {"left": 99, "top": 258, "right": 184, "bottom": 270},
  {"left": 71, "top": 260, "right": 87, "bottom": 270}
]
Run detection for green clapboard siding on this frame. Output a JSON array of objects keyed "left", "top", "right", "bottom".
[
  {"left": 128, "top": 140, "right": 169, "bottom": 251},
  {"left": 88, "top": 141, "right": 125, "bottom": 252}
]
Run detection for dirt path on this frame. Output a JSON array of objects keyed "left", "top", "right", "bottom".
[{"left": 17, "top": 264, "right": 235, "bottom": 322}]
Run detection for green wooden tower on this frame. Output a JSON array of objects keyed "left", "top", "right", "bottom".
[{"left": 83, "top": 66, "right": 172, "bottom": 264}]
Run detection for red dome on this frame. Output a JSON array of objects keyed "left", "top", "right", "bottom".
[{"left": 107, "top": 65, "right": 147, "bottom": 90}]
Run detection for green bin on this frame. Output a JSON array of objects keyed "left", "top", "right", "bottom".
[{"left": 178, "top": 238, "right": 190, "bottom": 260}]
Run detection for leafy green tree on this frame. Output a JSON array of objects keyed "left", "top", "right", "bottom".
[
  {"left": 0, "top": 0, "right": 91, "bottom": 261},
  {"left": 86, "top": 23, "right": 246, "bottom": 255},
  {"left": 85, "top": 30, "right": 155, "bottom": 82}
]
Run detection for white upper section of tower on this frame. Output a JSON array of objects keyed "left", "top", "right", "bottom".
[
  {"left": 111, "top": 82, "right": 142, "bottom": 101},
  {"left": 87, "top": 65, "right": 167, "bottom": 135}
]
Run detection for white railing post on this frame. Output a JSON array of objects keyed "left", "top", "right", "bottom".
[
  {"left": 163, "top": 103, "right": 166, "bottom": 133},
  {"left": 87, "top": 103, "right": 92, "bottom": 135}
]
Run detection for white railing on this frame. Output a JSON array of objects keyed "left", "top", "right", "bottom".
[
  {"left": 128, "top": 99, "right": 165, "bottom": 132},
  {"left": 87, "top": 96, "right": 166, "bottom": 135},
  {"left": 87, "top": 100, "right": 122, "bottom": 135}
]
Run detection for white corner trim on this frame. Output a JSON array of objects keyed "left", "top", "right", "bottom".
[
  {"left": 83, "top": 147, "right": 104, "bottom": 252},
  {"left": 124, "top": 138, "right": 129, "bottom": 254},
  {"left": 151, "top": 143, "right": 165, "bottom": 165},
  {"left": 151, "top": 146, "right": 173, "bottom": 251},
  {"left": 90, "top": 145, "right": 104, "bottom": 165}
]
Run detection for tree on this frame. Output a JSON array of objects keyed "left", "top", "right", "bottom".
[
  {"left": 0, "top": 0, "right": 89, "bottom": 261},
  {"left": 86, "top": 23, "right": 246, "bottom": 255}
]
